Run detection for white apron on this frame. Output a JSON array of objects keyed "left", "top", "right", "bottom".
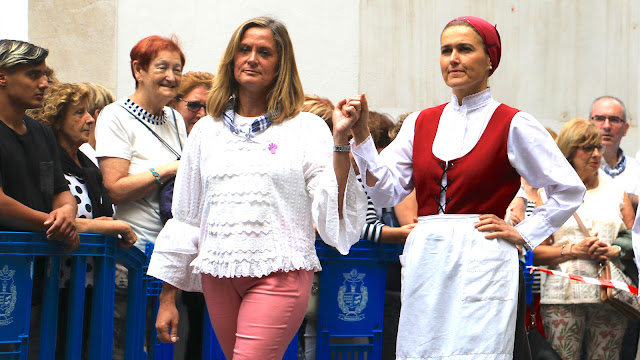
[{"left": 396, "top": 214, "right": 519, "bottom": 360}]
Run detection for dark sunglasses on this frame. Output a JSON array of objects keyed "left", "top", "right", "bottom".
[
  {"left": 581, "top": 144, "right": 603, "bottom": 154},
  {"left": 180, "top": 98, "right": 206, "bottom": 113}
]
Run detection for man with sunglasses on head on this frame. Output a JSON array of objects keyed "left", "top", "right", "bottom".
[{"left": 590, "top": 96, "right": 640, "bottom": 212}]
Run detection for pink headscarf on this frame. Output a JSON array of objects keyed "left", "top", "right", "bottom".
[{"left": 447, "top": 16, "right": 501, "bottom": 76}]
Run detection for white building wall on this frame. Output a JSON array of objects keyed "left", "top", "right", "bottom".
[
  {"left": 24, "top": 0, "right": 640, "bottom": 154},
  {"left": 2, "top": 0, "right": 28, "bottom": 41},
  {"left": 360, "top": 0, "right": 640, "bottom": 153},
  {"left": 115, "top": 0, "right": 361, "bottom": 104}
]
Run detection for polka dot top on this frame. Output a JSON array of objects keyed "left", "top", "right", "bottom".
[
  {"left": 60, "top": 173, "right": 98, "bottom": 288},
  {"left": 65, "top": 174, "right": 93, "bottom": 219}
]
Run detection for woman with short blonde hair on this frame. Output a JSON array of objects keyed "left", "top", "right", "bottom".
[
  {"left": 534, "top": 118, "right": 634, "bottom": 360},
  {"left": 555, "top": 118, "right": 602, "bottom": 163},
  {"left": 169, "top": 71, "right": 214, "bottom": 134}
]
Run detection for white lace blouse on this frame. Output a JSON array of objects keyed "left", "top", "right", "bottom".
[{"left": 147, "top": 112, "right": 367, "bottom": 292}]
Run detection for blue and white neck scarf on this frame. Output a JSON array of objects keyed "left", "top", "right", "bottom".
[
  {"left": 603, "top": 149, "right": 627, "bottom": 177},
  {"left": 222, "top": 108, "right": 275, "bottom": 140}
]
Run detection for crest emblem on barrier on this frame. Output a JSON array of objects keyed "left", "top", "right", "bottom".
[
  {"left": 337, "top": 268, "right": 368, "bottom": 321},
  {"left": 0, "top": 265, "right": 17, "bottom": 326}
]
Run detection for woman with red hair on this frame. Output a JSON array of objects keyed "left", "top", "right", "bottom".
[
  {"left": 96, "top": 35, "right": 187, "bottom": 251},
  {"left": 348, "top": 16, "right": 585, "bottom": 359},
  {"left": 94, "top": 35, "right": 188, "bottom": 359}
]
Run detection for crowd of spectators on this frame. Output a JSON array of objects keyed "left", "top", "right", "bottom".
[{"left": 2, "top": 16, "right": 640, "bottom": 359}]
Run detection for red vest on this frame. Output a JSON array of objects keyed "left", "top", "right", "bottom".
[{"left": 413, "top": 103, "right": 521, "bottom": 218}]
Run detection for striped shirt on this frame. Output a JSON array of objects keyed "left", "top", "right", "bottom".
[{"left": 357, "top": 175, "right": 385, "bottom": 243}]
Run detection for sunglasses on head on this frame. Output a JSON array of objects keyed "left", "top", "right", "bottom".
[{"left": 180, "top": 98, "right": 206, "bottom": 113}]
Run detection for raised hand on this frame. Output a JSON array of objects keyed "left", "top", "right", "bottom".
[
  {"left": 351, "top": 93, "right": 371, "bottom": 145},
  {"left": 332, "top": 96, "right": 362, "bottom": 143}
]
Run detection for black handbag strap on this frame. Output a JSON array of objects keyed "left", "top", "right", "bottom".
[{"left": 118, "top": 104, "right": 182, "bottom": 160}]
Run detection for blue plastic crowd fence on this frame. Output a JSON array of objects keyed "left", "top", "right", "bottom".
[
  {"left": 0, "top": 231, "right": 147, "bottom": 360},
  {"left": 0, "top": 232, "right": 534, "bottom": 360},
  {"left": 524, "top": 250, "right": 534, "bottom": 306},
  {"left": 314, "top": 239, "right": 403, "bottom": 360},
  {"left": 145, "top": 242, "right": 175, "bottom": 360},
  {"left": 314, "top": 240, "right": 535, "bottom": 360}
]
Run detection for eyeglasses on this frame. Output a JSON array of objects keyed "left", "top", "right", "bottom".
[
  {"left": 590, "top": 115, "right": 625, "bottom": 125},
  {"left": 580, "top": 144, "right": 603, "bottom": 154},
  {"left": 180, "top": 98, "right": 206, "bottom": 113}
]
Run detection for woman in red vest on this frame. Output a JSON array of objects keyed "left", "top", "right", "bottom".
[{"left": 348, "top": 16, "right": 586, "bottom": 359}]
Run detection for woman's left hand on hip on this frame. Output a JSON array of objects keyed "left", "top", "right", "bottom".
[{"left": 475, "top": 214, "right": 525, "bottom": 246}]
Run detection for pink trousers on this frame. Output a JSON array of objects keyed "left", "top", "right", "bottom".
[{"left": 201, "top": 270, "right": 314, "bottom": 360}]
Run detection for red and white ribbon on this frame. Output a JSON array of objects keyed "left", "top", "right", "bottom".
[{"left": 527, "top": 266, "right": 639, "bottom": 296}]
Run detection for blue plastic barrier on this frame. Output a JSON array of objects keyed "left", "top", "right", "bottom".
[
  {"left": 145, "top": 242, "right": 175, "bottom": 360},
  {"left": 314, "top": 239, "right": 403, "bottom": 360},
  {"left": 524, "top": 250, "right": 534, "bottom": 306},
  {"left": 0, "top": 232, "right": 147, "bottom": 360}
]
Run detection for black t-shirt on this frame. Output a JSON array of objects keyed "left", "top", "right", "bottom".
[{"left": 0, "top": 115, "right": 68, "bottom": 222}]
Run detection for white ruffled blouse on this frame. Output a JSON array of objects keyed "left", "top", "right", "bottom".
[{"left": 147, "top": 112, "right": 367, "bottom": 292}]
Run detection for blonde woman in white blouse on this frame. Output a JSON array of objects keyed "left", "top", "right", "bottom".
[{"left": 149, "top": 17, "right": 366, "bottom": 359}]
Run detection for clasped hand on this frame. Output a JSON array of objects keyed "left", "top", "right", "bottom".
[
  {"left": 572, "top": 234, "right": 611, "bottom": 261},
  {"left": 44, "top": 206, "right": 79, "bottom": 250},
  {"left": 332, "top": 94, "right": 369, "bottom": 143}
]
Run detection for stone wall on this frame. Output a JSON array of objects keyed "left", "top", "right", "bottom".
[{"left": 29, "top": 0, "right": 117, "bottom": 93}]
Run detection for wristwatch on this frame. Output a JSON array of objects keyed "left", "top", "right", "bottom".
[{"left": 333, "top": 144, "right": 351, "bottom": 152}]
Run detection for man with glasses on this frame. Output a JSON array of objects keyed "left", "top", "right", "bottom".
[
  {"left": 590, "top": 96, "right": 640, "bottom": 211},
  {"left": 591, "top": 96, "right": 640, "bottom": 360}
]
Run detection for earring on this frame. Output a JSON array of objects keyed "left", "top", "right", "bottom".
[{"left": 489, "top": 65, "right": 493, "bottom": 70}]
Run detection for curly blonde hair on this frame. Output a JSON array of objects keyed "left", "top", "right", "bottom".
[{"left": 40, "top": 83, "right": 89, "bottom": 134}]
